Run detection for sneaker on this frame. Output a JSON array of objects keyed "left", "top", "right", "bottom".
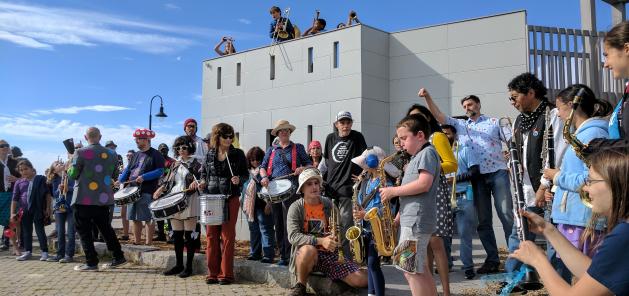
[
  {"left": 178, "top": 269, "right": 192, "bottom": 278},
  {"left": 59, "top": 256, "right": 74, "bottom": 263},
  {"left": 163, "top": 265, "right": 184, "bottom": 276},
  {"left": 496, "top": 281, "right": 527, "bottom": 295},
  {"left": 109, "top": 257, "right": 127, "bottom": 268},
  {"left": 260, "top": 257, "right": 273, "bottom": 264},
  {"left": 0, "top": 244, "right": 9, "bottom": 251},
  {"left": 464, "top": 269, "right": 476, "bottom": 280},
  {"left": 74, "top": 264, "right": 98, "bottom": 272},
  {"left": 218, "top": 279, "right": 232, "bottom": 285},
  {"left": 288, "top": 283, "right": 307, "bottom": 296},
  {"left": 39, "top": 252, "right": 49, "bottom": 261},
  {"left": 477, "top": 261, "right": 500, "bottom": 274},
  {"left": 205, "top": 278, "right": 218, "bottom": 285},
  {"left": 16, "top": 252, "right": 32, "bottom": 261},
  {"left": 47, "top": 255, "right": 63, "bottom": 262}
]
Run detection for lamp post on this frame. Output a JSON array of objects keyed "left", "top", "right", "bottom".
[{"left": 149, "top": 95, "right": 168, "bottom": 130}]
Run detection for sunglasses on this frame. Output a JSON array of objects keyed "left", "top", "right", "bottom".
[
  {"left": 175, "top": 146, "right": 189, "bottom": 151},
  {"left": 507, "top": 96, "right": 517, "bottom": 102},
  {"left": 186, "top": 125, "right": 197, "bottom": 128},
  {"left": 221, "top": 134, "right": 234, "bottom": 139},
  {"left": 0, "top": 144, "right": 9, "bottom": 148}
]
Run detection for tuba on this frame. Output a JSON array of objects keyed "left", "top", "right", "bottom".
[
  {"left": 562, "top": 88, "right": 593, "bottom": 208},
  {"left": 364, "top": 151, "right": 401, "bottom": 257},
  {"left": 345, "top": 170, "right": 367, "bottom": 264}
]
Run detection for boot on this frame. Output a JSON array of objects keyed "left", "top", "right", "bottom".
[
  {"left": 163, "top": 231, "right": 184, "bottom": 276},
  {"left": 179, "top": 231, "right": 195, "bottom": 278}
]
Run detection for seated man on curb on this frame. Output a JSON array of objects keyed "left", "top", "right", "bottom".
[{"left": 286, "top": 168, "right": 367, "bottom": 296}]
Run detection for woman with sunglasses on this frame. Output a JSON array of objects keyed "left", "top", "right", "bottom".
[
  {"left": 199, "top": 123, "right": 248, "bottom": 285},
  {"left": 153, "top": 135, "right": 202, "bottom": 278},
  {"left": 511, "top": 146, "right": 629, "bottom": 295},
  {"left": 542, "top": 85, "right": 612, "bottom": 282}
]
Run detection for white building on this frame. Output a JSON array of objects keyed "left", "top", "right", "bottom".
[{"left": 202, "top": 11, "right": 528, "bottom": 152}]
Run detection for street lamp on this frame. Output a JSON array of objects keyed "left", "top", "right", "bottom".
[{"left": 149, "top": 95, "right": 168, "bottom": 130}]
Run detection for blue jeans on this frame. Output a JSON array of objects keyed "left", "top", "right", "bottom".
[
  {"left": 248, "top": 205, "right": 276, "bottom": 260},
  {"left": 473, "top": 169, "right": 513, "bottom": 264},
  {"left": 505, "top": 206, "right": 543, "bottom": 272},
  {"left": 547, "top": 238, "right": 572, "bottom": 282},
  {"left": 452, "top": 194, "right": 478, "bottom": 271},
  {"left": 21, "top": 210, "right": 48, "bottom": 253},
  {"left": 366, "top": 232, "right": 385, "bottom": 296},
  {"left": 55, "top": 211, "right": 76, "bottom": 258}
]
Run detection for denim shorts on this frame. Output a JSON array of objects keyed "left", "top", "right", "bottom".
[{"left": 127, "top": 193, "right": 152, "bottom": 222}]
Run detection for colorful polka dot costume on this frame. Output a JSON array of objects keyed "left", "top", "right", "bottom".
[{"left": 68, "top": 142, "right": 120, "bottom": 206}]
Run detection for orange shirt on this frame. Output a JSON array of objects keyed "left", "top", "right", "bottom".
[{"left": 303, "top": 201, "right": 328, "bottom": 237}]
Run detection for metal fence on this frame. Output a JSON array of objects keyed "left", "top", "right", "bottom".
[{"left": 528, "top": 25, "right": 625, "bottom": 105}]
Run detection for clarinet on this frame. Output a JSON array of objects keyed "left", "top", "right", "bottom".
[{"left": 540, "top": 107, "right": 555, "bottom": 221}]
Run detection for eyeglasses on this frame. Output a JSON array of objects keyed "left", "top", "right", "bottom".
[
  {"left": 584, "top": 177, "right": 605, "bottom": 186},
  {"left": 508, "top": 96, "right": 517, "bottom": 102},
  {"left": 186, "top": 125, "right": 197, "bottom": 128},
  {"left": 0, "top": 144, "right": 9, "bottom": 148},
  {"left": 175, "top": 146, "right": 189, "bottom": 151},
  {"left": 221, "top": 134, "right": 234, "bottom": 139}
]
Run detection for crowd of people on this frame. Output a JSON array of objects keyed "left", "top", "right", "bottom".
[
  {"left": 1, "top": 16, "right": 629, "bottom": 296},
  {"left": 214, "top": 6, "right": 361, "bottom": 56}
]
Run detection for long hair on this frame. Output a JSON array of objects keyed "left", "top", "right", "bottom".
[
  {"left": 604, "top": 21, "right": 629, "bottom": 50},
  {"left": 46, "top": 160, "right": 62, "bottom": 184},
  {"left": 209, "top": 123, "right": 235, "bottom": 150},
  {"left": 588, "top": 146, "right": 629, "bottom": 233},
  {"left": 406, "top": 104, "right": 442, "bottom": 134},
  {"left": 172, "top": 136, "right": 196, "bottom": 158},
  {"left": 556, "top": 84, "right": 613, "bottom": 119},
  {"left": 246, "top": 146, "right": 265, "bottom": 170}
]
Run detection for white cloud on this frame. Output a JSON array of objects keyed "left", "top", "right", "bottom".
[
  {"left": 237, "top": 18, "right": 252, "bottom": 25},
  {"left": 0, "top": 2, "right": 198, "bottom": 53},
  {"left": 32, "top": 105, "right": 134, "bottom": 116},
  {"left": 176, "top": 56, "right": 181, "bottom": 61},
  {"left": 164, "top": 3, "right": 180, "bottom": 10},
  {"left": 0, "top": 116, "right": 178, "bottom": 173}
]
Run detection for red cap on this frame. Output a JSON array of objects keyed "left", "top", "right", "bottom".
[
  {"left": 133, "top": 128, "right": 155, "bottom": 139},
  {"left": 184, "top": 118, "right": 197, "bottom": 131},
  {"left": 308, "top": 140, "right": 322, "bottom": 150}
]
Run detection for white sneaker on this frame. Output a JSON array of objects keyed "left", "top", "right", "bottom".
[
  {"left": 16, "top": 252, "right": 32, "bottom": 261},
  {"left": 39, "top": 252, "right": 49, "bottom": 261}
]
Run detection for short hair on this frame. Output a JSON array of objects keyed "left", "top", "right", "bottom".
[
  {"left": 17, "top": 159, "right": 34, "bottom": 170},
  {"left": 270, "top": 6, "right": 281, "bottom": 14},
  {"left": 337, "top": 23, "right": 346, "bottom": 29},
  {"left": 86, "top": 127, "right": 100, "bottom": 140},
  {"left": 317, "top": 18, "right": 327, "bottom": 29},
  {"left": 246, "top": 146, "right": 265, "bottom": 169},
  {"left": 507, "top": 72, "right": 548, "bottom": 99},
  {"left": 127, "top": 149, "right": 135, "bottom": 154},
  {"left": 441, "top": 124, "right": 457, "bottom": 134},
  {"left": 210, "top": 123, "right": 235, "bottom": 149},
  {"left": 397, "top": 114, "right": 431, "bottom": 137},
  {"left": 172, "top": 136, "right": 196, "bottom": 158},
  {"left": 460, "top": 95, "right": 480, "bottom": 105}
]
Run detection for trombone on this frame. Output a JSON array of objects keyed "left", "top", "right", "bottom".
[{"left": 269, "top": 7, "right": 291, "bottom": 56}]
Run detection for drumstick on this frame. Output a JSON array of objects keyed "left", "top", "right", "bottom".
[{"left": 225, "top": 152, "right": 234, "bottom": 177}]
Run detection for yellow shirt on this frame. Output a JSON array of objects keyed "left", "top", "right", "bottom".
[{"left": 431, "top": 132, "right": 457, "bottom": 174}]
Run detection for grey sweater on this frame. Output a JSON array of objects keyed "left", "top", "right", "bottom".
[{"left": 286, "top": 196, "right": 336, "bottom": 280}]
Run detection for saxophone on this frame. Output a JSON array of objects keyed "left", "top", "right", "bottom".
[
  {"left": 363, "top": 151, "right": 399, "bottom": 257},
  {"left": 329, "top": 204, "right": 345, "bottom": 263},
  {"left": 345, "top": 170, "right": 367, "bottom": 264},
  {"left": 562, "top": 88, "right": 593, "bottom": 208}
]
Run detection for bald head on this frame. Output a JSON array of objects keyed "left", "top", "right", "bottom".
[{"left": 85, "top": 127, "right": 102, "bottom": 144}]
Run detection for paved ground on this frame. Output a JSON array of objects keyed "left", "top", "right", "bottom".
[{"left": 0, "top": 251, "right": 288, "bottom": 296}]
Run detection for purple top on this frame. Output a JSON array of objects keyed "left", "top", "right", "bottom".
[{"left": 12, "top": 178, "right": 32, "bottom": 209}]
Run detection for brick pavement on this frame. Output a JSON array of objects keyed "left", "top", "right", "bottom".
[{"left": 0, "top": 251, "right": 288, "bottom": 296}]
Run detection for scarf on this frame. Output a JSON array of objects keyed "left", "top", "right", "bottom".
[
  {"left": 519, "top": 99, "right": 548, "bottom": 132},
  {"left": 243, "top": 168, "right": 258, "bottom": 222}
]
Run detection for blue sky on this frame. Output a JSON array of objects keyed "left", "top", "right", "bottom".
[{"left": 0, "top": 0, "right": 621, "bottom": 173}]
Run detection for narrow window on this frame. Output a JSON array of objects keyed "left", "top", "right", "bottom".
[
  {"left": 236, "top": 63, "right": 241, "bottom": 86},
  {"left": 308, "top": 47, "right": 314, "bottom": 73},
  {"left": 307, "top": 125, "right": 313, "bottom": 144},
  {"left": 266, "top": 129, "right": 275, "bottom": 148},
  {"left": 217, "top": 67, "right": 222, "bottom": 89},
  {"left": 333, "top": 41, "right": 339, "bottom": 68},
  {"left": 270, "top": 56, "right": 275, "bottom": 80}
]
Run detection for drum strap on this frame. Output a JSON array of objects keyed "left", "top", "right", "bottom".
[{"left": 266, "top": 144, "right": 297, "bottom": 176}]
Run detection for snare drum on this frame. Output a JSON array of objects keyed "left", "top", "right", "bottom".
[
  {"left": 149, "top": 192, "right": 188, "bottom": 220},
  {"left": 114, "top": 186, "right": 141, "bottom": 206},
  {"left": 258, "top": 179, "right": 294, "bottom": 204},
  {"left": 199, "top": 194, "right": 227, "bottom": 225}
]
